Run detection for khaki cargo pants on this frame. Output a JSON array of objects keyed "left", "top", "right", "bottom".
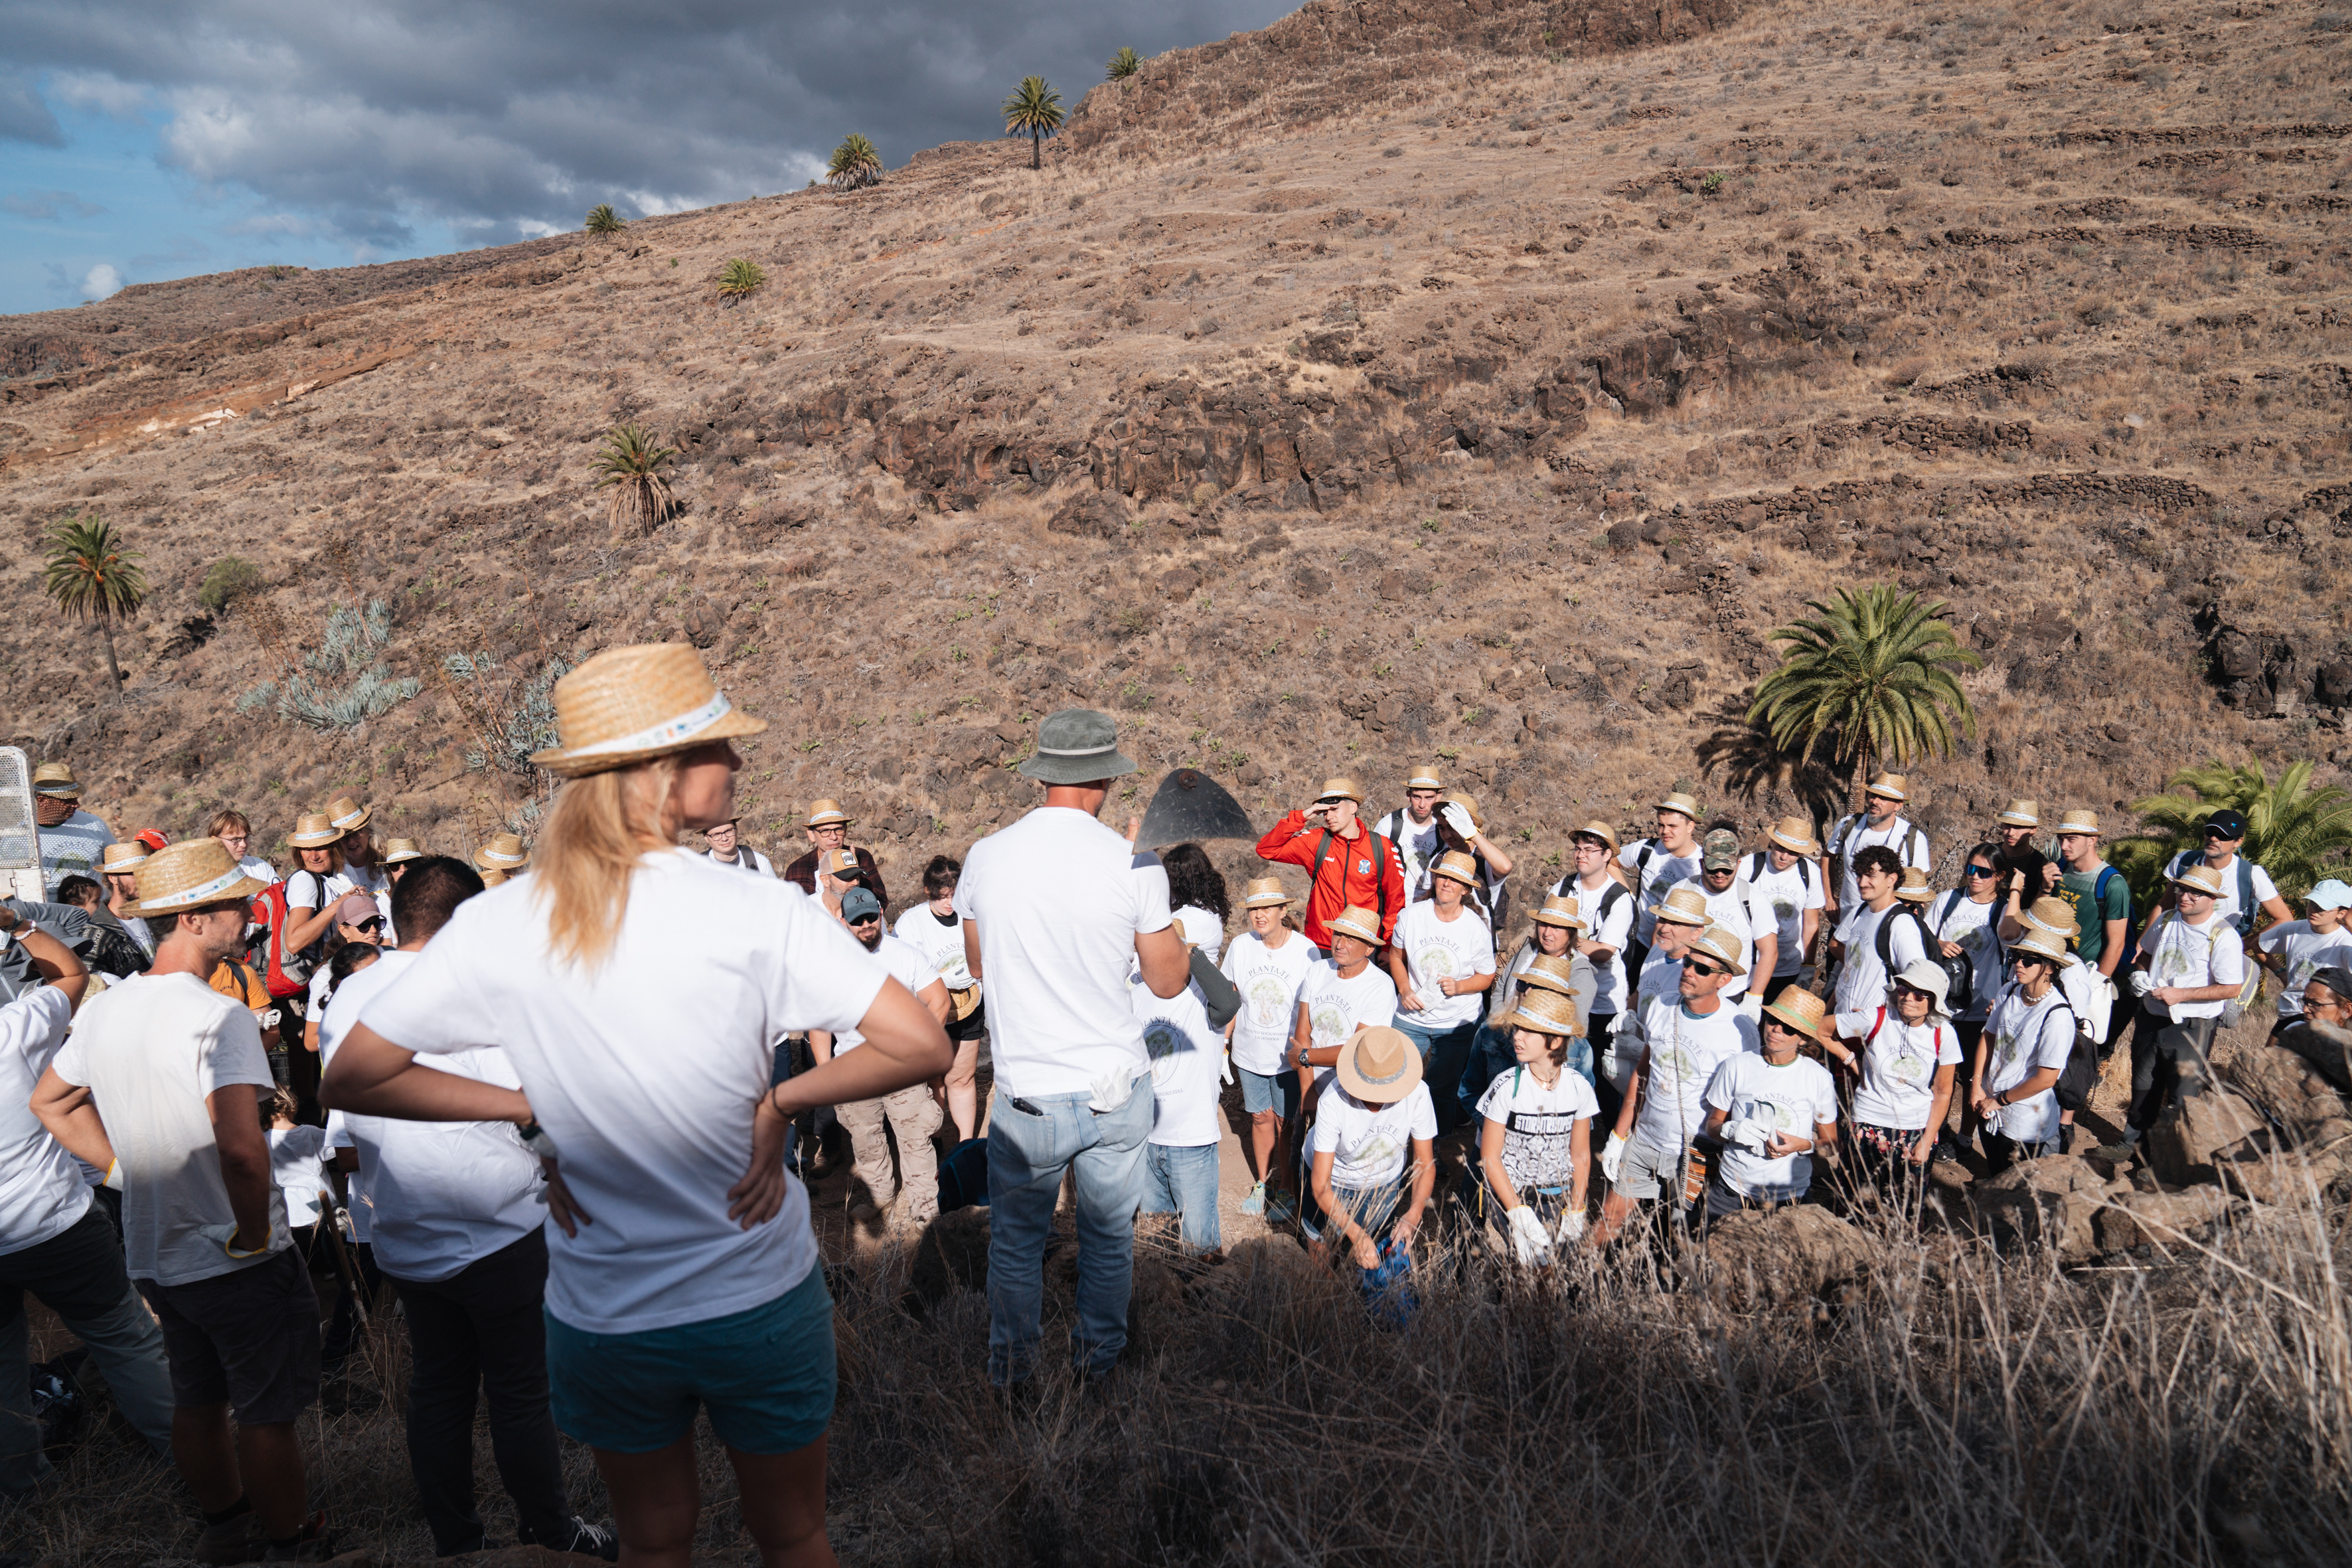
[{"left": 838, "top": 1084, "right": 943, "bottom": 1223}]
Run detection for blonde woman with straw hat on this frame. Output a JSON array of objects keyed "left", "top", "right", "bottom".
[
  {"left": 1474, "top": 985, "right": 1597, "bottom": 1265},
  {"left": 321, "top": 643, "right": 951, "bottom": 1567},
  {"left": 1219, "top": 877, "right": 1316, "bottom": 1217}
]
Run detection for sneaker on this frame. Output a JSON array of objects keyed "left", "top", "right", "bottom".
[
  {"left": 1929, "top": 1137, "right": 1960, "bottom": 1166},
  {"left": 1238, "top": 1182, "right": 1266, "bottom": 1217},
  {"left": 195, "top": 1514, "right": 262, "bottom": 1565},
  {"left": 1264, "top": 1186, "right": 1300, "bottom": 1226},
  {"left": 526, "top": 1518, "right": 618, "bottom": 1562}
]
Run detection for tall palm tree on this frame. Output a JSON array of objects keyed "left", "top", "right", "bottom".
[
  {"left": 42, "top": 513, "right": 148, "bottom": 692},
  {"left": 1107, "top": 47, "right": 1142, "bottom": 80},
  {"left": 1002, "top": 76, "right": 1065, "bottom": 171},
  {"left": 826, "top": 134, "right": 883, "bottom": 191},
  {"left": 584, "top": 202, "right": 626, "bottom": 234},
  {"left": 1745, "top": 584, "right": 1982, "bottom": 814},
  {"left": 590, "top": 425, "right": 678, "bottom": 533},
  {"left": 2111, "top": 757, "right": 2352, "bottom": 907}
]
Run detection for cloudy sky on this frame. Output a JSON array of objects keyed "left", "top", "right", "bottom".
[{"left": 0, "top": 0, "right": 1296, "bottom": 317}]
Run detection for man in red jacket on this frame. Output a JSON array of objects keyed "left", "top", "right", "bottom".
[{"left": 1255, "top": 777, "right": 1406, "bottom": 952}]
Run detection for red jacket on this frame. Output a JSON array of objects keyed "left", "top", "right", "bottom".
[{"left": 1255, "top": 811, "right": 1406, "bottom": 949}]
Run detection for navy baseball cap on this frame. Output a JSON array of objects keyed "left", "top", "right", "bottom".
[
  {"left": 2203, "top": 809, "right": 2248, "bottom": 839},
  {"left": 840, "top": 888, "right": 883, "bottom": 923}
]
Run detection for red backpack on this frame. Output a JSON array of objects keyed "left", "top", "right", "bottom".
[{"left": 249, "top": 880, "right": 316, "bottom": 1000}]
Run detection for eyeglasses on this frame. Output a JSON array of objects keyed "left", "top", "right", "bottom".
[
  {"left": 1964, "top": 864, "right": 1998, "bottom": 878},
  {"left": 2304, "top": 994, "right": 2345, "bottom": 1014},
  {"left": 1573, "top": 840, "right": 1608, "bottom": 854},
  {"left": 1892, "top": 981, "right": 1930, "bottom": 998}
]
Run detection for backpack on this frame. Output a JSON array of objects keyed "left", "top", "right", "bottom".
[
  {"left": 1310, "top": 826, "right": 1397, "bottom": 932},
  {"left": 1926, "top": 892, "right": 1977, "bottom": 1017},
  {"left": 2168, "top": 849, "right": 2258, "bottom": 937},
  {"left": 2041, "top": 992, "right": 2096, "bottom": 1113},
  {"left": 252, "top": 878, "right": 319, "bottom": 1000},
  {"left": 1747, "top": 848, "right": 1810, "bottom": 892},
  {"left": 1873, "top": 903, "right": 1930, "bottom": 988}
]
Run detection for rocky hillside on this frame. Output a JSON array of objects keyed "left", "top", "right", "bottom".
[{"left": 1, "top": 0, "right": 2346, "bottom": 913}]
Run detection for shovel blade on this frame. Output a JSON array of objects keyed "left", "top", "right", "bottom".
[{"left": 1135, "top": 769, "right": 1257, "bottom": 850}]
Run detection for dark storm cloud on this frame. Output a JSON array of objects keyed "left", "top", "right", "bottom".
[
  {"left": 0, "top": 1, "right": 1294, "bottom": 248},
  {"left": 0, "top": 70, "right": 66, "bottom": 145}
]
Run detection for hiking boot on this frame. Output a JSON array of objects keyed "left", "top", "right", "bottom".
[
  {"left": 1238, "top": 1181, "right": 1266, "bottom": 1216},
  {"left": 195, "top": 1514, "right": 263, "bottom": 1565},
  {"left": 524, "top": 1517, "right": 618, "bottom": 1561}
]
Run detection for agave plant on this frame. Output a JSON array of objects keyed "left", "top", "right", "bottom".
[
  {"left": 716, "top": 257, "right": 767, "bottom": 302},
  {"left": 590, "top": 424, "right": 678, "bottom": 532},
  {"left": 235, "top": 601, "right": 420, "bottom": 731},
  {"left": 826, "top": 134, "right": 883, "bottom": 191},
  {"left": 1002, "top": 75, "right": 1065, "bottom": 171},
  {"left": 1107, "top": 46, "right": 1141, "bottom": 80},
  {"left": 42, "top": 513, "right": 148, "bottom": 691},
  {"left": 584, "top": 202, "right": 626, "bottom": 234}
]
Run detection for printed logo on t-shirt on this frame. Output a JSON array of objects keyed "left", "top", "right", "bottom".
[
  {"left": 1247, "top": 975, "right": 1293, "bottom": 1028},
  {"left": 1309, "top": 1000, "right": 1350, "bottom": 1046},
  {"left": 1655, "top": 1042, "right": 1704, "bottom": 1084},
  {"left": 1416, "top": 944, "right": 1459, "bottom": 980},
  {"left": 1770, "top": 896, "right": 1796, "bottom": 923},
  {"left": 1142, "top": 1016, "right": 1188, "bottom": 1084},
  {"left": 1346, "top": 1129, "right": 1400, "bottom": 1169},
  {"left": 1994, "top": 1026, "right": 2025, "bottom": 1069},
  {"left": 1889, "top": 1048, "right": 1928, "bottom": 1085}
]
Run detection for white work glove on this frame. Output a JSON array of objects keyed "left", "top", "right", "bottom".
[
  {"left": 2128, "top": 969, "right": 2155, "bottom": 998},
  {"left": 1601, "top": 1132, "right": 1628, "bottom": 1184},
  {"left": 1728, "top": 1119, "right": 1774, "bottom": 1154},
  {"left": 1441, "top": 803, "right": 1477, "bottom": 840},
  {"left": 1505, "top": 1204, "right": 1553, "bottom": 1267},
  {"left": 1556, "top": 1210, "right": 1588, "bottom": 1245},
  {"left": 257, "top": 1008, "right": 283, "bottom": 1032},
  {"left": 1612, "top": 1014, "right": 1647, "bottom": 1054},
  {"left": 197, "top": 1215, "right": 287, "bottom": 1259},
  {"left": 1089, "top": 1067, "right": 1146, "bottom": 1113},
  {"left": 1218, "top": 1049, "right": 1236, "bottom": 1086}
]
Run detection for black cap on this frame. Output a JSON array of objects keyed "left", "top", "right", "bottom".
[
  {"left": 2203, "top": 809, "right": 2248, "bottom": 839},
  {"left": 2307, "top": 966, "right": 2352, "bottom": 1004}
]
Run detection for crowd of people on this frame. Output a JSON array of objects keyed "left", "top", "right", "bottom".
[{"left": 4, "top": 649, "right": 2348, "bottom": 1563}]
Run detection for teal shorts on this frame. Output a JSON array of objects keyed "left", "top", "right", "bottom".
[{"left": 544, "top": 1263, "right": 835, "bottom": 1455}]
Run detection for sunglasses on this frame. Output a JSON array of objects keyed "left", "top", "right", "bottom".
[
  {"left": 347, "top": 916, "right": 384, "bottom": 933},
  {"left": 849, "top": 914, "right": 881, "bottom": 927},
  {"left": 1685, "top": 959, "right": 1724, "bottom": 978},
  {"left": 1964, "top": 864, "right": 1998, "bottom": 878},
  {"left": 1892, "top": 981, "right": 1931, "bottom": 998}
]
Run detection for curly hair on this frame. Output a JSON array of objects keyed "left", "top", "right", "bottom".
[{"left": 1161, "top": 842, "right": 1230, "bottom": 921}]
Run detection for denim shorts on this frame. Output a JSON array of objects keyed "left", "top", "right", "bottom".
[
  {"left": 1239, "top": 1067, "right": 1300, "bottom": 1119},
  {"left": 544, "top": 1262, "right": 835, "bottom": 1455}
]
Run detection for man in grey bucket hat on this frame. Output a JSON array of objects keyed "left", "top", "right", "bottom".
[{"left": 954, "top": 710, "right": 1190, "bottom": 1386}]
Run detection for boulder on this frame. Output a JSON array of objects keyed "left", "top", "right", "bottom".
[
  {"left": 2090, "top": 1186, "right": 2240, "bottom": 1255},
  {"left": 2273, "top": 1021, "right": 2352, "bottom": 1095},
  {"left": 2144, "top": 1088, "right": 2266, "bottom": 1188},
  {"left": 1970, "top": 1154, "right": 2122, "bottom": 1265},
  {"left": 1698, "top": 1203, "right": 1875, "bottom": 1308}
]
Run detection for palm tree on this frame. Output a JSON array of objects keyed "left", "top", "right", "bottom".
[
  {"left": 1745, "top": 584, "right": 1982, "bottom": 814},
  {"left": 42, "top": 513, "right": 148, "bottom": 692},
  {"left": 716, "top": 258, "right": 766, "bottom": 303},
  {"left": 1002, "top": 76, "right": 1065, "bottom": 171},
  {"left": 590, "top": 425, "right": 678, "bottom": 533},
  {"left": 1107, "top": 47, "right": 1141, "bottom": 80},
  {"left": 2111, "top": 757, "right": 2352, "bottom": 907},
  {"left": 826, "top": 134, "right": 883, "bottom": 191},
  {"left": 584, "top": 203, "right": 626, "bottom": 235}
]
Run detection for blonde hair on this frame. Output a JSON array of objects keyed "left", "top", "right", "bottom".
[
  {"left": 295, "top": 841, "right": 345, "bottom": 876},
  {"left": 208, "top": 809, "right": 252, "bottom": 836},
  {"left": 535, "top": 755, "right": 681, "bottom": 970}
]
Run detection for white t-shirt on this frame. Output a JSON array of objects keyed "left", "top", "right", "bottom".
[
  {"left": 1628, "top": 994, "right": 1757, "bottom": 1152},
  {"left": 1296, "top": 959, "right": 1400, "bottom": 1082},
  {"left": 1668, "top": 875, "right": 1764, "bottom": 1000},
  {"left": 954, "top": 807, "right": 1172, "bottom": 1099},
  {"left": 1704, "top": 1051, "right": 1840, "bottom": 1200},
  {"left": 1634, "top": 946, "right": 1686, "bottom": 1010},
  {"left": 1379, "top": 808, "right": 1445, "bottom": 894},
  {"left": 1830, "top": 814, "right": 1932, "bottom": 913},
  {"left": 1926, "top": 891, "right": 2004, "bottom": 1022},
  {"left": 834, "top": 933, "right": 933, "bottom": 1053},
  {"left": 51, "top": 972, "right": 285, "bottom": 1285},
  {"left": 326, "top": 949, "right": 546, "bottom": 1281},
  {"left": 357, "top": 852, "right": 888, "bottom": 1334},
  {"left": 1310, "top": 1082, "right": 1437, "bottom": 1190},
  {"left": 1833, "top": 903, "right": 1928, "bottom": 1016},
  {"left": 1390, "top": 900, "right": 1496, "bottom": 1032},
  {"left": 702, "top": 847, "right": 775, "bottom": 877},
  {"left": 892, "top": 905, "right": 976, "bottom": 993},
  {"left": 2166, "top": 850, "right": 2278, "bottom": 937},
  {"left": 236, "top": 854, "right": 281, "bottom": 886},
  {"left": 1553, "top": 874, "right": 1635, "bottom": 1014},
  {"left": 285, "top": 867, "right": 358, "bottom": 915},
  {"left": 2140, "top": 911, "right": 2247, "bottom": 1022},
  {"left": 0, "top": 987, "right": 88, "bottom": 1255},
  {"left": 2260, "top": 919, "right": 2351, "bottom": 1019},
  {"left": 1735, "top": 852, "right": 1824, "bottom": 979},
  {"left": 1982, "top": 984, "right": 2077, "bottom": 1143},
  {"left": 1834, "top": 1006, "right": 1963, "bottom": 1130},
  {"left": 1475, "top": 1063, "right": 1596, "bottom": 1193},
  {"left": 1620, "top": 840, "right": 1701, "bottom": 946},
  {"left": 1174, "top": 905, "right": 1225, "bottom": 966},
  {"left": 270, "top": 1125, "right": 329, "bottom": 1229},
  {"left": 1222, "top": 929, "right": 1316, "bottom": 1077},
  {"left": 1136, "top": 975, "right": 1225, "bottom": 1148}
]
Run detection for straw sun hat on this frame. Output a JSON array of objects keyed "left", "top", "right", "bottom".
[
  {"left": 1431, "top": 850, "right": 1481, "bottom": 887},
  {"left": 1762, "top": 986, "right": 1833, "bottom": 1042},
  {"left": 1531, "top": 894, "right": 1587, "bottom": 931},
  {"left": 31, "top": 762, "right": 80, "bottom": 799},
  {"left": 380, "top": 838, "right": 424, "bottom": 864},
  {"left": 1765, "top": 815, "right": 1819, "bottom": 856},
  {"left": 1496, "top": 984, "right": 1583, "bottom": 1038},
  {"left": 1328, "top": 905, "right": 1383, "bottom": 946},
  {"left": 1520, "top": 953, "right": 1577, "bottom": 996},
  {"left": 805, "top": 799, "right": 853, "bottom": 828},
  {"left": 286, "top": 813, "right": 345, "bottom": 849},
  {"left": 125, "top": 838, "right": 271, "bottom": 919},
  {"left": 99, "top": 842, "right": 149, "bottom": 875},
  {"left": 1336, "top": 1025, "right": 1425, "bottom": 1104},
  {"left": 531, "top": 643, "right": 768, "bottom": 778},
  {"left": 474, "top": 833, "right": 530, "bottom": 872},
  {"left": 1241, "top": 876, "right": 1294, "bottom": 909},
  {"left": 324, "top": 795, "right": 372, "bottom": 832}
]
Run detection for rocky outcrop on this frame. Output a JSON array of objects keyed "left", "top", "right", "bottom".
[{"left": 1698, "top": 1204, "right": 1875, "bottom": 1308}]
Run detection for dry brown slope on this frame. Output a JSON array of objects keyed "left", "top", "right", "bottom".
[{"left": 0, "top": 0, "right": 2346, "bottom": 916}]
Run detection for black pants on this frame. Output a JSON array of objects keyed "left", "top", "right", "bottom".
[
  {"left": 1980, "top": 1131, "right": 2057, "bottom": 1174},
  {"left": 1587, "top": 1014, "right": 1623, "bottom": 1130},
  {"left": 2126, "top": 1012, "right": 2220, "bottom": 1136},
  {"left": 387, "top": 1230, "right": 572, "bottom": 1555}
]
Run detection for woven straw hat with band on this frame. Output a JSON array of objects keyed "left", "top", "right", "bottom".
[
  {"left": 1241, "top": 876, "right": 1293, "bottom": 909},
  {"left": 287, "top": 813, "right": 345, "bottom": 848},
  {"left": 325, "top": 795, "right": 372, "bottom": 832},
  {"left": 1328, "top": 905, "right": 1383, "bottom": 946},
  {"left": 1655, "top": 791, "right": 1699, "bottom": 819},
  {"left": 1498, "top": 985, "right": 1583, "bottom": 1038},
  {"left": 2007, "top": 927, "right": 2069, "bottom": 965},
  {"left": 532, "top": 644, "right": 768, "bottom": 778},
  {"left": 1763, "top": 987, "right": 1833, "bottom": 1042},
  {"left": 31, "top": 762, "right": 80, "bottom": 799},
  {"left": 1895, "top": 866, "right": 1934, "bottom": 903},
  {"left": 380, "top": 838, "right": 424, "bottom": 864},
  {"left": 100, "top": 842, "right": 149, "bottom": 874},
  {"left": 2021, "top": 896, "right": 2078, "bottom": 938},
  {"left": 2055, "top": 809, "right": 2102, "bottom": 837},
  {"left": 1686, "top": 924, "right": 1748, "bottom": 975},
  {"left": 805, "top": 799, "right": 852, "bottom": 828},
  {"left": 475, "top": 833, "right": 530, "bottom": 871},
  {"left": 1766, "top": 815, "right": 1819, "bottom": 856},
  {"left": 1571, "top": 819, "right": 1619, "bottom": 850},
  {"left": 1520, "top": 953, "right": 1577, "bottom": 996},
  {"left": 1650, "top": 885, "right": 1710, "bottom": 926},
  {"left": 1336, "top": 1026, "right": 1424, "bottom": 1104},
  {"left": 1998, "top": 799, "right": 2040, "bottom": 828},
  {"left": 1867, "top": 772, "right": 1910, "bottom": 802},
  {"left": 126, "top": 839, "right": 271, "bottom": 919},
  {"left": 1532, "top": 894, "right": 1586, "bottom": 930},
  {"left": 1405, "top": 766, "right": 1443, "bottom": 791},
  {"left": 1316, "top": 777, "right": 1363, "bottom": 804},
  {"left": 1431, "top": 850, "right": 1481, "bottom": 887},
  {"left": 2170, "top": 862, "right": 2227, "bottom": 898}
]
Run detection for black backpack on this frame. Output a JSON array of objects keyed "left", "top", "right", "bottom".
[
  {"left": 1926, "top": 891, "right": 1978, "bottom": 1018},
  {"left": 1873, "top": 903, "right": 1931, "bottom": 984},
  {"left": 1745, "top": 848, "right": 1810, "bottom": 891}
]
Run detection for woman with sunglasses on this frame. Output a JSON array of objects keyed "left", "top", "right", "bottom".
[
  {"left": 1972, "top": 929, "right": 2078, "bottom": 1172},
  {"left": 1828, "top": 960, "right": 1962, "bottom": 1214},
  {"left": 1927, "top": 844, "right": 2008, "bottom": 1156}
]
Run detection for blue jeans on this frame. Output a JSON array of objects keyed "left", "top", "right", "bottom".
[
  {"left": 986, "top": 1079, "right": 1152, "bottom": 1384},
  {"left": 1395, "top": 1020, "right": 1481, "bottom": 1137},
  {"left": 1461, "top": 1024, "right": 1596, "bottom": 1126},
  {"left": 1298, "top": 1169, "right": 1404, "bottom": 1245},
  {"left": 1142, "top": 1142, "right": 1221, "bottom": 1253}
]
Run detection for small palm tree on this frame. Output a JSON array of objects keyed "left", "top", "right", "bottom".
[
  {"left": 1107, "top": 47, "right": 1141, "bottom": 80},
  {"left": 1002, "top": 76, "right": 1065, "bottom": 171},
  {"left": 42, "top": 513, "right": 148, "bottom": 692},
  {"left": 584, "top": 203, "right": 626, "bottom": 235},
  {"left": 590, "top": 425, "right": 678, "bottom": 533},
  {"left": 1746, "top": 584, "right": 1982, "bottom": 813},
  {"left": 2112, "top": 757, "right": 2352, "bottom": 907},
  {"left": 716, "top": 258, "right": 766, "bottom": 303},
  {"left": 826, "top": 134, "right": 883, "bottom": 191}
]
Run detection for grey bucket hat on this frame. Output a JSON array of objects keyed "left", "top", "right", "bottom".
[{"left": 1018, "top": 708, "right": 1138, "bottom": 785}]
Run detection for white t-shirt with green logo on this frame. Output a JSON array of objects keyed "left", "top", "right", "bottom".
[
  {"left": 1296, "top": 959, "right": 1399, "bottom": 1089},
  {"left": 2258, "top": 919, "right": 2352, "bottom": 1020},
  {"left": 1735, "top": 854, "right": 1824, "bottom": 980},
  {"left": 1391, "top": 900, "right": 1495, "bottom": 1032},
  {"left": 1221, "top": 928, "right": 1317, "bottom": 1077}
]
